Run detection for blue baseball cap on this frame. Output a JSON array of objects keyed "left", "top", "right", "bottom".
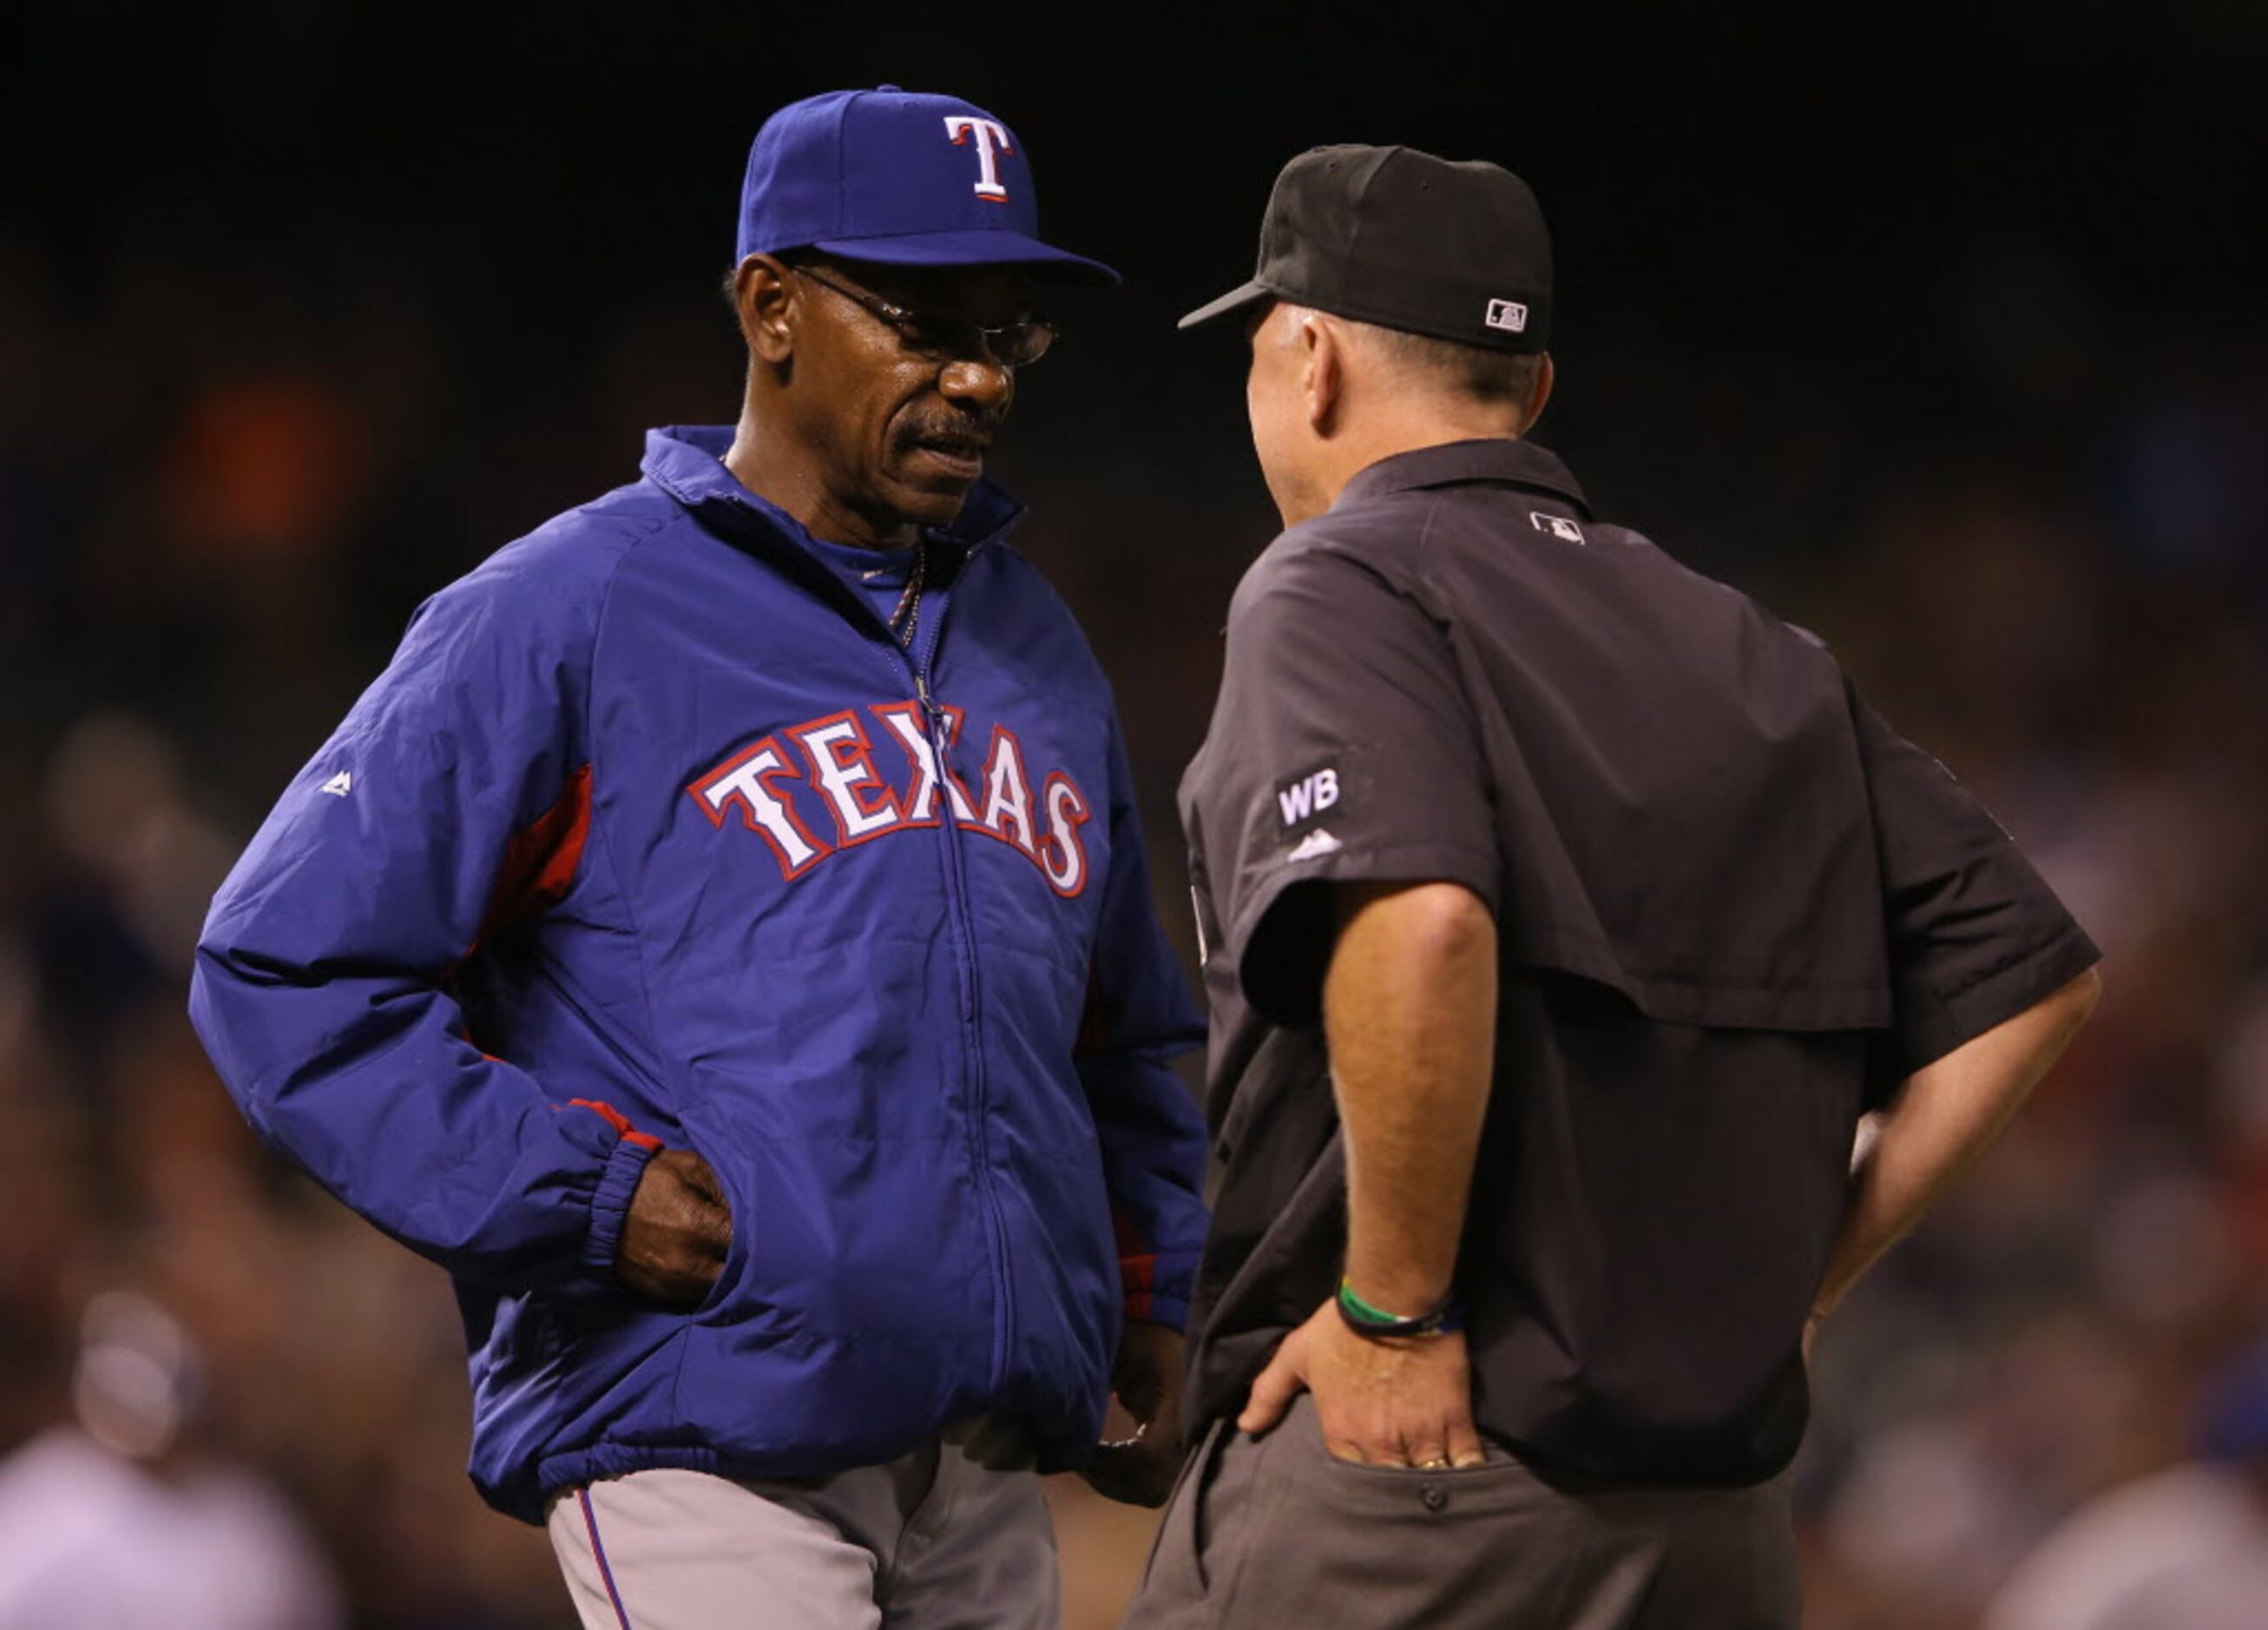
[{"left": 735, "top": 87, "right": 1119, "bottom": 286}]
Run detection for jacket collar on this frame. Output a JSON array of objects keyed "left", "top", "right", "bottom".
[
  {"left": 640, "top": 424, "right": 1028, "bottom": 572},
  {"left": 1334, "top": 437, "right": 1589, "bottom": 519}
]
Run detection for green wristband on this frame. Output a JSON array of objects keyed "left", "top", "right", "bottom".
[{"left": 1336, "top": 1278, "right": 1467, "bottom": 1338}]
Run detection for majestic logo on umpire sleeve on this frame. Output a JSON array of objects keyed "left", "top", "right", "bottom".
[
  {"left": 943, "top": 116, "right": 1014, "bottom": 202},
  {"left": 687, "top": 700, "right": 1092, "bottom": 896}
]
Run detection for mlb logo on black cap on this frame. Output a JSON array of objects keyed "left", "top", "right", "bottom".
[{"left": 1180, "top": 145, "right": 1553, "bottom": 354}]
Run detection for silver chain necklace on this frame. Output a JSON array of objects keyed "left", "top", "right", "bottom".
[{"left": 884, "top": 539, "right": 928, "bottom": 650}]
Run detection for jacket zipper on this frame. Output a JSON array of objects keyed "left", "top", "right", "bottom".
[
  {"left": 905, "top": 607, "right": 1014, "bottom": 1397},
  {"left": 725, "top": 526, "right": 1016, "bottom": 1398}
]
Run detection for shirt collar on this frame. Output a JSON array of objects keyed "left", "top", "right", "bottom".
[
  {"left": 1334, "top": 437, "right": 1589, "bottom": 518},
  {"left": 640, "top": 424, "right": 1027, "bottom": 566}
]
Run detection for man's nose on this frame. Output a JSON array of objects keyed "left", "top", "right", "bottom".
[{"left": 938, "top": 356, "right": 1014, "bottom": 414}]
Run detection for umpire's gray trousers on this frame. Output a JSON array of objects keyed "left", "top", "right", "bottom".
[
  {"left": 1121, "top": 1394, "right": 1799, "bottom": 1629},
  {"left": 548, "top": 1436, "right": 1056, "bottom": 1629}
]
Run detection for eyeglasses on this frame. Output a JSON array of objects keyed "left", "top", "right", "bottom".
[{"left": 792, "top": 263, "right": 1056, "bottom": 369}]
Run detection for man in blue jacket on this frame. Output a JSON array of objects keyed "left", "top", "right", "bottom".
[{"left": 189, "top": 87, "right": 1208, "bottom": 1628}]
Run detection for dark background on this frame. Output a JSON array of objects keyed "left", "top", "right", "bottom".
[{"left": 3, "top": 4, "right": 2265, "bottom": 1625}]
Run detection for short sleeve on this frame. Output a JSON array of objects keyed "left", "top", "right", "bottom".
[
  {"left": 1197, "top": 542, "right": 1501, "bottom": 1025},
  {"left": 1853, "top": 688, "right": 2100, "bottom": 1079}
]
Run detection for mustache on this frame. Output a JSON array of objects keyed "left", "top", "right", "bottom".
[{"left": 895, "top": 414, "right": 1001, "bottom": 456}]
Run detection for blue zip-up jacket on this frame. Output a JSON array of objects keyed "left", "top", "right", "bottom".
[{"left": 189, "top": 425, "right": 1209, "bottom": 1522}]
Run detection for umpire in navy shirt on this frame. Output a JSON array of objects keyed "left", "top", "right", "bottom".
[{"left": 1123, "top": 147, "right": 2102, "bottom": 1628}]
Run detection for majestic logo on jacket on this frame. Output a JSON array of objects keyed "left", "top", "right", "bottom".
[{"left": 687, "top": 701, "right": 1092, "bottom": 896}]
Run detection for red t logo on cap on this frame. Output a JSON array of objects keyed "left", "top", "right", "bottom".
[{"left": 943, "top": 116, "right": 1013, "bottom": 204}]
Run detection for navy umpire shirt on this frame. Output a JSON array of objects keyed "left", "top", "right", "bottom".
[{"left": 1179, "top": 437, "right": 2100, "bottom": 1488}]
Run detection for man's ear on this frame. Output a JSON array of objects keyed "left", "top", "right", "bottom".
[
  {"left": 1521, "top": 352, "right": 1555, "bottom": 437},
  {"left": 735, "top": 254, "right": 797, "bottom": 365},
  {"left": 1303, "top": 315, "right": 1344, "bottom": 437}
]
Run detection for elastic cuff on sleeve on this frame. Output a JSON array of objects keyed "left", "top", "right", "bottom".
[
  {"left": 1123, "top": 1247, "right": 1198, "bottom": 1333},
  {"left": 581, "top": 1133, "right": 662, "bottom": 1274}
]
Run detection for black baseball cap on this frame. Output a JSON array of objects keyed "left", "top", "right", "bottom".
[{"left": 1179, "top": 144, "right": 1551, "bottom": 352}]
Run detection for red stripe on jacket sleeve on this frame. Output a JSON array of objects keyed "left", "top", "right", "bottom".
[
  {"left": 1113, "top": 1203, "right": 1156, "bottom": 1322},
  {"left": 472, "top": 763, "right": 595, "bottom": 954},
  {"left": 568, "top": 1099, "right": 664, "bottom": 1152}
]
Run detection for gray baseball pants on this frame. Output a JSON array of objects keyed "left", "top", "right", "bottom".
[
  {"left": 548, "top": 1437, "right": 1057, "bottom": 1629},
  {"left": 1121, "top": 1393, "right": 1800, "bottom": 1629}
]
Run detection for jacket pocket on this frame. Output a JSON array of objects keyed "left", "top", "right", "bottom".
[{"left": 677, "top": 1112, "right": 753, "bottom": 1322}]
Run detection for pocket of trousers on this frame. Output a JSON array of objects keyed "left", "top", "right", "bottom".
[
  {"left": 1134, "top": 1415, "right": 1227, "bottom": 1607},
  {"left": 1292, "top": 1395, "right": 1535, "bottom": 1485}
]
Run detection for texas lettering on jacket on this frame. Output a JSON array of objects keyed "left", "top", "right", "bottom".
[{"left": 688, "top": 700, "right": 1092, "bottom": 897}]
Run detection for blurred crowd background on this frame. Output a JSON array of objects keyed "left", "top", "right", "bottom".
[{"left": 5, "top": 4, "right": 2265, "bottom": 1626}]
